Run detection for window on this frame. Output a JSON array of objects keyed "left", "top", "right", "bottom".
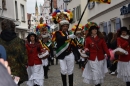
[
  {"left": 99, "top": 23, "right": 104, "bottom": 32},
  {"left": 115, "top": 18, "right": 121, "bottom": 31},
  {"left": 2, "top": 0, "right": 7, "bottom": 10},
  {"left": 72, "top": 9, "right": 75, "bottom": 23},
  {"left": 21, "top": 4, "right": 25, "bottom": 22},
  {"left": 63, "top": 3, "right": 64, "bottom": 9},
  {"left": 103, "top": 22, "right": 108, "bottom": 34},
  {"left": 108, "top": 21, "right": 111, "bottom": 33},
  {"left": 15, "top": 1, "right": 18, "bottom": 20},
  {"left": 111, "top": 20, "right": 116, "bottom": 32},
  {"left": 76, "top": 5, "right": 81, "bottom": 21}
]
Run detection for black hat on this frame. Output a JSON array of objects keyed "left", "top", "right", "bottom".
[
  {"left": 120, "top": 26, "right": 128, "bottom": 33},
  {"left": 89, "top": 26, "right": 99, "bottom": 32},
  {"left": 27, "top": 32, "right": 37, "bottom": 42}
]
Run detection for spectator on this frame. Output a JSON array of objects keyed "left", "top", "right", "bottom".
[
  {"left": 0, "top": 19, "right": 28, "bottom": 85},
  {"left": 0, "top": 45, "right": 6, "bottom": 60},
  {"left": 102, "top": 32, "right": 107, "bottom": 42},
  {"left": 0, "top": 58, "right": 17, "bottom": 86},
  {"left": 109, "top": 33, "right": 118, "bottom": 75},
  {"left": 107, "top": 32, "right": 113, "bottom": 49}
]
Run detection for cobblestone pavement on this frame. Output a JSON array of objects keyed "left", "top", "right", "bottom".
[{"left": 21, "top": 61, "right": 125, "bottom": 86}]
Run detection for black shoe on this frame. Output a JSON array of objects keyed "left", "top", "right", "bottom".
[
  {"left": 34, "top": 84, "right": 39, "bottom": 86},
  {"left": 69, "top": 74, "right": 73, "bottom": 86},
  {"left": 45, "top": 75, "right": 48, "bottom": 79},
  {"left": 95, "top": 84, "right": 101, "bottom": 86},
  {"left": 126, "top": 82, "right": 130, "bottom": 86},
  {"left": 61, "top": 74, "right": 67, "bottom": 86},
  {"left": 56, "top": 59, "right": 58, "bottom": 65},
  {"left": 51, "top": 60, "right": 54, "bottom": 65}
]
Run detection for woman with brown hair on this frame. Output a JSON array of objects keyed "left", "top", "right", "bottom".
[
  {"left": 109, "top": 33, "right": 118, "bottom": 75},
  {"left": 82, "top": 22, "right": 110, "bottom": 86},
  {"left": 116, "top": 27, "right": 130, "bottom": 86},
  {"left": 26, "top": 33, "right": 44, "bottom": 86}
]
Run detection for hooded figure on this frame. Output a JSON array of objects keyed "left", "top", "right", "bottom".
[{"left": 0, "top": 19, "right": 28, "bottom": 85}]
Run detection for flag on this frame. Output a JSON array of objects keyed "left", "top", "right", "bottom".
[
  {"left": 100, "top": 0, "right": 111, "bottom": 4},
  {"left": 90, "top": 0, "right": 111, "bottom": 4}
]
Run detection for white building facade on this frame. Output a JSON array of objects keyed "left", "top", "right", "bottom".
[
  {"left": 14, "top": 0, "right": 28, "bottom": 38},
  {"left": 86, "top": 0, "right": 130, "bottom": 34},
  {"left": 0, "top": 0, "right": 28, "bottom": 39},
  {"left": 63, "top": 0, "right": 88, "bottom": 30},
  {"left": 57, "top": 0, "right": 66, "bottom": 10},
  {"left": 42, "top": 0, "right": 51, "bottom": 25},
  {"left": 0, "top": 0, "right": 15, "bottom": 32},
  {"left": 29, "top": 1, "right": 43, "bottom": 33}
]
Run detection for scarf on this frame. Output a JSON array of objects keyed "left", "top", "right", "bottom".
[
  {"left": 0, "top": 30, "right": 17, "bottom": 42},
  {"left": 121, "top": 35, "right": 129, "bottom": 39}
]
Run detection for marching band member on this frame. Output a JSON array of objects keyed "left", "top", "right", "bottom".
[
  {"left": 72, "top": 25, "right": 85, "bottom": 69},
  {"left": 82, "top": 22, "right": 110, "bottom": 86},
  {"left": 36, "top": 23, "right": 52, "bottom": 79},
  {"left": 52, "top": 9, "right": 79, "bottom": 86},
  {"left": 116, "top": 27, "right": 130, "bottom": 86},
  {"left": 41, "top": 34, "right": 49, "bottom": 79},
  {"left": 26, "top": 33, "right": 45, "bottom": 86}
]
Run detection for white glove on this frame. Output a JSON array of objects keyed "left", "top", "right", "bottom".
[
  {"left": 68, "top": 34, "right": 76, "bottom": 39},
  {"left": 38, "top": 50, "right": 49, "bottom": 58}
]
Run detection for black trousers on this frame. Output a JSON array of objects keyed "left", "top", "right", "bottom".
[
  {"left": 109, "top": 61, "right": 118, "bottom": 72},
  {"left": 43, "top": 66, "right": 48, "bottom": 78}
]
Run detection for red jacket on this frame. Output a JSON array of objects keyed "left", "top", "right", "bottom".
[
  {"left": 26, "top": 42, "right": 42, "bottom": 66},
  {"left": 85, "top": 36, "right": 110, "bottom": 61},
  {"left": 117, "top": 37, "right": 130, "bottom": 62}
]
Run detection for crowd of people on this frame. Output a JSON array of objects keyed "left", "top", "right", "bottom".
[{"left": 0, "top": 9, "right": 130, "bottom": 86}]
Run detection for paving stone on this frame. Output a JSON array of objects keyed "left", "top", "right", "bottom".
[{"left": 20, "top": 61, "right": 125, "bottom": 86}]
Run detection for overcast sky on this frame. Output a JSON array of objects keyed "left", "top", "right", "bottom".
[{"left": 27, "top": 0, "right": 44, "bottom": 13}]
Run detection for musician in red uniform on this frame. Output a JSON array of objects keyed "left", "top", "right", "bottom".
[
  {"left": 82, "top": 22, "right": 110, "bottom": 86},
  {"left": 116, "top": 27, "right": 130, "bottom": 86}
]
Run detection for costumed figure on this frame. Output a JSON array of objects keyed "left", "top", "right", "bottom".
[
  {"left": 0, "top": 19, "right": 28, "bottom": 86},
  {"left": 72, "top": 24, "right": 85, "bottom": 69},
  {"left": 116, "top": 27, "right": 130, "bottom": 86},
  {"left": 52, "top": 9, "right": 79, "bottom": 86},
  {"left": 36, "top": 23, "right": 54, "bottom": 79},
  {"left": 26, "top": 33, "right": 47, "bottom": 86},
  {"left": 52, "top": 32, "right": 58, "bottom": 65},
  {"left": 36, "top": 23, "right": 54, "bottom": 69},
  {"left": 82, "top": 22, "right": 110, "bottom": 86}
]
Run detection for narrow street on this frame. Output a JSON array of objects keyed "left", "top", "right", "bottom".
[{"left": 21, "top": 60, "right": 125, "bottom": 86}]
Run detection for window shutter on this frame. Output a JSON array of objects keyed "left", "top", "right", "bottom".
[
  {"left": 76, "top": 6, "right": 78, "bottom": 21},
  {"left": 72, "top": 9, "right": 75, "bottom": 23},
  {"left": 103, "top": 22, "right": 108, "bottom": 34},
  {"left": 107, "top": 21, "right": 111, "bottom": 33},
  {"left": 78, "top": 5, "right": 81, "bottom": 20},
  {"left": 115, "top": 18, "right": 121, "bottom": 31},
  {"left": 128, "top": 4, "right": 130, "bottom": 13}
]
